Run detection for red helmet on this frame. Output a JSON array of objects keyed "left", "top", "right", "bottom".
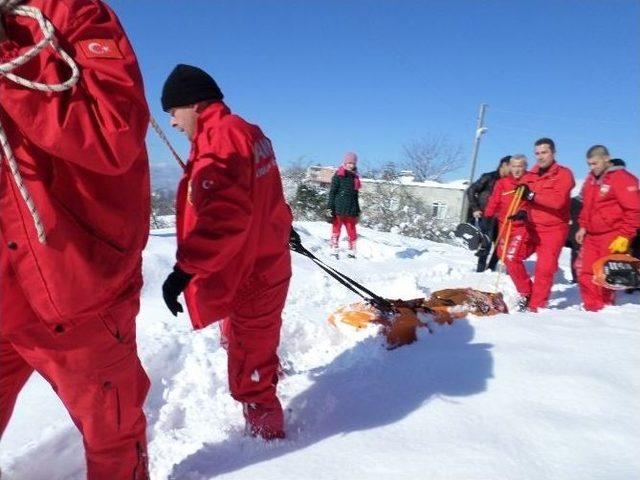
[{"left": 592, "top": 254, "right": 640, "bottom": 290}]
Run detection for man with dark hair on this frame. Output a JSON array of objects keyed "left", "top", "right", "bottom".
[
  {"left": 520, "top": 138, "right": 575, "bottom": 311},
  {"left": 575, "top": 145, "right": 640, "bottom": 310},
  {"left": 467, "top": 155, "right": 511, "bottom": 271},
  {"left": 534, "top": 137, "right": 556, "bottom": 152},
  {"left": 1, "top": 1, "right": 151, "bottom": 478},
  {"left": 160, "top": 64, "right": 293, "bottom": 440}
]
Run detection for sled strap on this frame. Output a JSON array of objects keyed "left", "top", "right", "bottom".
[
  {"left": 289, "top": 232, "right": 395, "bottom": 312},
  {"left": 0, "top": 3, "right": 80, "bottom": 244},
  {"left": 495, "top": 185, "right": 524, "bottom": 245}
]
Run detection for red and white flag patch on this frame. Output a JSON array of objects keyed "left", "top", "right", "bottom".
[{"left": 78, "top": 39, "right": 123, "bottom": 59}]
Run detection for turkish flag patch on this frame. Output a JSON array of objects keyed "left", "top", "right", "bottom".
[{"left": 78, "top": 39, "right": 123, "bottom": 59}]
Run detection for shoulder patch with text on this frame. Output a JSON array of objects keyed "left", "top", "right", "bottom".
[{"left": 78, "top": 39, "right": 123, "bottom": 59}]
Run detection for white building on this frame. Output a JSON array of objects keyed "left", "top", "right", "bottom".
[{"left": 305, "top": 166, "right": 468, "bottom": 222}]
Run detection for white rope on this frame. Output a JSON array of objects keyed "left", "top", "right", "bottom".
[{"left": 0, "top": 3, "right": 80, "bottom": 244}]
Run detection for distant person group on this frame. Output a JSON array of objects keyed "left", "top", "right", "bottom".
[
  {"left": 1, "top": 1, "right": 639, "bottom": 479},
  {"left": 468, "top": 139, "right": 640, "bottom": 312}
]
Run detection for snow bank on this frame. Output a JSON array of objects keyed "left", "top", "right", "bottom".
[{"left": 2, "top": 222, "right": 639, "bottom": 480}]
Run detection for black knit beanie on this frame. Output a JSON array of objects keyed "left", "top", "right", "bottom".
[{"left": 161, "top": 64, "right": 224, "bottom": 112}]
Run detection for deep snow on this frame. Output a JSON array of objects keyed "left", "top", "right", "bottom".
[{"left": 2, "top": 222, "right": 639, "bottom": 480}]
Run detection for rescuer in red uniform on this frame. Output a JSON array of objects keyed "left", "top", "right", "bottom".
[
  {"left": 520, "top": 138, "right": 575, "bottom": 312},
  {"left": 575, "top": 145, "right": 640, "bottom": 311},
  {"left": 160, "top": 64, "right": 293, "bottom": 440},
  {"left": 1, "top": 1, "right": 151, "bottom": 478}
]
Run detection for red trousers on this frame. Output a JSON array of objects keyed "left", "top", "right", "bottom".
[
  {"left": 221, "top": 279, "right": 289, "bottom": 438},
  {"left": 576, "top": 231, "right": 617, "bottom": 311},
  {"left": 526, "top": 224, "right": 569, "bottom": 310},
  {"left": 497, "top": 226, "right": 533, "bottom": 296},
  {"left": 331, "top": 215, "right": 358, "bottom": 249},
  {"left": 0, "top": 253, "right": 150, "bottom": 480}
]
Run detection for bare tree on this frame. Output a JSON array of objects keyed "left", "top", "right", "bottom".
[
  {"left": 356, "top": 163, "right": 451, "bottom": 242},
  {"left": 280, "top": 156, "right": 311, "bottom": 203},
  {"left": 401, "top": 135, "right": 464, "bottom": 182},
  {"left": 150, "top": 187, "right": 176, "bottom": 228},
  {"left": 279, "top": 156, "right": 330, "bottom": 221},
  {"left": 359, "top": 178, "right": 458, "bottom": 244}
]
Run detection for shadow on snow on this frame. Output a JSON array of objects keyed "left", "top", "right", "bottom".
[{"left": 169, "top": 318, "right": 493, "bottom": 479}]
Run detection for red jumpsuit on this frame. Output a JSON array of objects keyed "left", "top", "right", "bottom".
[
  {"left": 484, "top": 175, "right": 532, "bottom": 296},
  {"left": 522, "top": 162, "right": 575, "bottom": 311},
  {"left": 1, "top": 1, "right": 150, "bottom": 478},
  {"left": 175, "top": 102, "right": 292, "bottom": 439},
  {"left": 577, "top": 166, "right": 640, "bottom": 311}
]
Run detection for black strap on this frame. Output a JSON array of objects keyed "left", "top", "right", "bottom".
[{"left": 289, "top": 229, "right": 395, "bottom": 313}]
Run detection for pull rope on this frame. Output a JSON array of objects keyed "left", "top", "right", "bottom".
[
  {"left": 149, "top": 115, "right": 186, "bottom": 170},
  {"left": 289, "top": 228, "right": 395, "bottom": 313},
  {"left": 0, "top": 3, "right": 80, "bottom": 244}
]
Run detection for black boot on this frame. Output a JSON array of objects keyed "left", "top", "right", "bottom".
[
  {"left": 516, "top": 295, "right": 530, "bottom": 312},
  {"left": 476, "top": 251, "right": 488, "bottom": 272},
  {"left": 487, "top": 249, "right": 499, "bottom": 272}
]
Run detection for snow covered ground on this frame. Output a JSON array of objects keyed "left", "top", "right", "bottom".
[{"left": 2, "top": 222, "right": 639, "bottom": 480}]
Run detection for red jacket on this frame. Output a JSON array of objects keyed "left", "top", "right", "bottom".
[
  {"left": 176, "top": 103, "right": 292, "bottom": 329},
  {"left": 0, "top": 0, "right": 150, "bottom": 332},
  {"left": 522, "top": 162, "right": 575, "bottom": 227},
  {"left": 484, "top": 174, "right": 529, "bottom": 227},
  {"left": 579, "top": 166, "right": 640, "bottom": 238}
]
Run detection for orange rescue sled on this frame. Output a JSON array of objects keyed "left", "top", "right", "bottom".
[
  {"left": 328, "top": 288, "right": 508, "bottom": 348},
  {"left": 592, "top": 253, "right": 640, "bottom": 290}
]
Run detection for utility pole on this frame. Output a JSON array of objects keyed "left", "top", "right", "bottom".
[{"left": 460, "top": 103, "right": 488, "bottom": 223}]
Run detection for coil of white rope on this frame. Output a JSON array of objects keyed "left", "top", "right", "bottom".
[{"left": 0, "top": 1, "right": 80, "bottom": 244}]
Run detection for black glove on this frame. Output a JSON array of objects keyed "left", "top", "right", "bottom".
[
  {"left": 508, "top": 210, "right": 528, "bottom": 221},
  {"left": 162, "top": 266, "right": 193, "bottom": 316},
  {"left": 518, "top": 184, "right": 535, "bottom": 201},
  {"left": 289, "top": 227, "right": 303, "bottom": 253}
]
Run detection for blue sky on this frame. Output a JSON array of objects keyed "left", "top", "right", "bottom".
[{"left": 108, "top": 0, "right": 640, "bottom": 180}]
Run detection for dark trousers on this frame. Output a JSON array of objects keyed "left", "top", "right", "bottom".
[
  {"left": 476, "top": 217, "right": 498, "bottom": 272},
  {"left": 570, "top": 245, "right": 580, "bottom": 283}
]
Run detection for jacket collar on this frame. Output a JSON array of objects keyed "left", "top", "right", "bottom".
[
  {"left": 530, "top": 160, "right": 559, "bottom": 176},
  {"left": 194, "top": 101, "right": 231, "bottom": 138},
  {"left": 591, "top": 164, "right": 625, "bottom": 184},
  {"left": 605, "top": 165, "right": 625, "bottom": 174},
  {"left": 186, "top": 102, "right": 231, "bottom": 169}
]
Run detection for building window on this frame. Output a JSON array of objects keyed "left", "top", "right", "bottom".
[{"left": 431, "top": 202, "right": 448, "bottom": 220}]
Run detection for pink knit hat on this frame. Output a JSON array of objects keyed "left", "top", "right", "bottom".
[{"left": 343, "top": 152, "right": 358, "bottom": 166}]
